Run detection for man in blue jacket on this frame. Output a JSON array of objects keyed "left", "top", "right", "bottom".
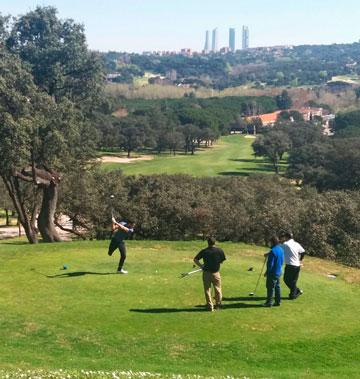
[{"left": 263, "top": 235, "right": 284, "bottom": 307}]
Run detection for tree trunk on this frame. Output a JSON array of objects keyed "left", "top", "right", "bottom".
[
  {"left": 2, "top": 176, "right": 38, "bottom": 243},
  {"left": 37, "top": 182, "right": 62, "bottom": 242},
  {"left": 273, "top": 156, "right": 280, "bottom": 174},
  {"left": 5, "top": 209, "right": 9, "bottom": 226}
]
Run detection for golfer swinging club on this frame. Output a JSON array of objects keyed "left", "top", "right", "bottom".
[
  {"left": 108, "top": 216, "right": 135, "bottom": 274},
  {"left": 193, "top": 237, "right": 226, "bottom": 311}
]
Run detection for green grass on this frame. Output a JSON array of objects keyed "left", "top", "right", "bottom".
[
  {"left": 0, "top": 239, "right": 359, "bottom": 378},
  {"left": 102, "top": 135, "right": 286, "bottom": 176}
]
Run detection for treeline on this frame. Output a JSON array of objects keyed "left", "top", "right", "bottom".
[
  {"left": 96, "top": 96, "right": 277, "bottom": 155},
  {"left": 58, "top": 171, "right": 360, "bottom": 268},
  {"left": 103, "top": 43, "right": 360, "bottom": 88},
  {"left": 252, "top": 109, "right": 360, "bottom": 191}
]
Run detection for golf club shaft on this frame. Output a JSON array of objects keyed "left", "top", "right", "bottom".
[
  {"left": 252, "top": 256, "right": 267, "bottom": 294},
  {"left": 187, "top": 268, "right": 202, "bottom": 275},
  {"left": 181, "top": 268, "right": 202, "bottom": 278}
]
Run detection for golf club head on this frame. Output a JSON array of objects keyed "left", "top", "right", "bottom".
[{"left": 180, "top": 272, "right": 189, "bottom": 278}]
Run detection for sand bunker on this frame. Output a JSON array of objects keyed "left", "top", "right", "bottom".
[{"left": 100, "top": 155, "right": 154, "bottom": 164}]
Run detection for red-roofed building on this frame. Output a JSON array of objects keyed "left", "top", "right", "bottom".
[{"left": 246, "top": 111, "right": 282, "bottom": 126}]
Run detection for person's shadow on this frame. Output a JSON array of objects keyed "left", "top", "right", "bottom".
[
  {"left": 223, "top": 296, "right": 267, "bottom": 302},
  {"left": 47, "top": 271, "right": 117, "bottom": 278},
  {"left": 130, "top": 302, "right": 263, "bottom": 314},
  {"left": 30, "top": 269, "right": 117, "bottom": 278}
]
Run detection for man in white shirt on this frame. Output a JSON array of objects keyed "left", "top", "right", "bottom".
[{"left": 280, "top": 231, "right": 305, "bottom": 300}]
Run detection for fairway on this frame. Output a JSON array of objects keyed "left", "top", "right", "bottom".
[
  {"left": 0, "top": 240, "right": 359, "bottom": 378},
  {"left": 101, "top": 135, "right": 284, "bottom": 176}
]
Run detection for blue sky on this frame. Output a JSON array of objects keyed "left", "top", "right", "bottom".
[{"left": 2, "top": 0, "right": 360, "bottom": 52}]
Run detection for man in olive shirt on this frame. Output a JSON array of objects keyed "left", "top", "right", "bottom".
[{"left": 194, "top": 237, "right": 226, "bottom": 311}]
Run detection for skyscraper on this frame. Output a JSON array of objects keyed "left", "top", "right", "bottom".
[
  {"left": 204, "top": 30, "right": 210, "bottom": 54},
  {"left": 212, "top": 28, "right": 218, "bottom": 52},
  {"left": 242, "top": 26, "right": 249, "bottom": 49},
  {"left": 229, "top": 28, "right": 236, "bottom": 52}
]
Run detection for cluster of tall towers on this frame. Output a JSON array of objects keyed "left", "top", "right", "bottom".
[{"left": 204, "top": 26, "right": 249, "bottom": 53}]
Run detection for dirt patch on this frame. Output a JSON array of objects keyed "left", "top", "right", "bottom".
[
  {"left": 112, "top": 107, "right": 128, "bottom": 118},
  {"left": 100, "top": 155, "right": 154, "bottom": 164},
  {"left": 0, "top": 221, "right": 71, "bottom": 241}
]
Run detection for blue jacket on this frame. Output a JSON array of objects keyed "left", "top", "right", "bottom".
[{"left": 266, "top": 244, "right": 284, "bottom": 278}]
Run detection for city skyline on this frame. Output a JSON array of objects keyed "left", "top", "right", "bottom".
[{"left": 2, "top": 0, "right": 360, "bottom": 52}]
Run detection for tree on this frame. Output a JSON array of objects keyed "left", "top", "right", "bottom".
[
  {"left": 246, "top": 117, "right": 263, "bottom": 135},
  {"left": 276, "top": 90, "right": 292, "bottom": 110},
  {"left": 6, "top": 6, "right": 103, "bottom": 105},
  {"left": 0, "top": 7, "right": 103, "bottom": 243},
  {"left": 0, "top": 13, "right": 10, "bottom": 43},
  {"left": 332, "top": 110, "right": 360, "bottom": 134},
  {"left": 252, "top": 131, "right": 291, "bottom": 174},
  {"left": 164, "top": 130, "right": 184, "bottom": 155},
  {"left": 118, "top": 118, "right": 146, "bottom": 158},
  {"left": 354, "top": 87, "right": 360, "bottom": 100},
  {"left": 287, "top": 139, "right": 360, "bottom": 191},
  {"left": 183, "top": 124, "right": 200, "bottom": 155}
]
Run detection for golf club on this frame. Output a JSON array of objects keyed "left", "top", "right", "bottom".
[
  {"left": 109, "top": 194, "right": 115, "bottom": 219},
  {"left": 180, "top": 268, "right": 202, "bottom": 278},
  {"left": 249, "top": 256, "right": 267, "bottom": 296}
]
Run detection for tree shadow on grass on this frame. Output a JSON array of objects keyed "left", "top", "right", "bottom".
[
  {"left": 217, "top": 171, "right": 251, "bottom": 177},
  {"left": 229, "top": 158, "right": 264, "bottom": 163},
  {"left": 0, "top": 241, "right": 29, "bottom": 246}
]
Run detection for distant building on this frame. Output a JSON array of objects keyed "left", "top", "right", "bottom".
[
  {"left": 229, "top": 28, "right": 236, "bottom": 52},
  {"left": 242, "top": 25, "right": 249, "bottom": 49},
  {"left": 181, "top": 48, "right": 192, "bottom": 56},
  {"left": 212, "top": 28, "right": 219, "bottom": 52},
  {"left": 220, "top": 47, "right": 230, "bottom": 54},
  {"left": 166, "top": 69, "right": 177, "bottom": 81},
  {"left": 246, "top": 111, "right": 281, "bottom": 126},
  {"left": 148, "top": 76, "right": 172, "bottom": 85},
  {"left": 204, "top": 30, "right": 210, "bottom": 54},
  {"left": 297, "top": 107, "right": 323, "bottom": 121}
]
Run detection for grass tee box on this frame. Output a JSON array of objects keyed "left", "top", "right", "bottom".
[{"left": 0, "top": 240, "right": 359, "bottom": 378}]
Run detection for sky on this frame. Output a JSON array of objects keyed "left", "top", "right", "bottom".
[{"left": 2, "top": 0, "right": 360, "bottom": 53}]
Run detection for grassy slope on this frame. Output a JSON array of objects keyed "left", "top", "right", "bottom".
[
  {"left": 0, "top": 240, "right": 359, "bottom": 378},
  {"left": 101, "top": 135, "right": 286, "bottom": 176}
]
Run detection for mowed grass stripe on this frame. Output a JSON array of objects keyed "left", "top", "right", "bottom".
[
  {"left": 101, "top": 135, "right": 283, "bottom": 176},
  {"left": 0, "top": 240, "right": 359, "bottom": 378}
]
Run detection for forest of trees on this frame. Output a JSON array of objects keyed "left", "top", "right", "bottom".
[
  {"left": 251, "top": 109, "right": 360, "bottom": 191},
  {"left": 96, "top": 95, "right": 277, "bottom": 155}
]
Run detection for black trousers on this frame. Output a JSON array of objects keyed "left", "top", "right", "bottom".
[
  {"left": 284, "top": 265, "right": 301, "bottom": 299},
  {"left": 108, "top": 239, "right": 127, "bottom": 271}
]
